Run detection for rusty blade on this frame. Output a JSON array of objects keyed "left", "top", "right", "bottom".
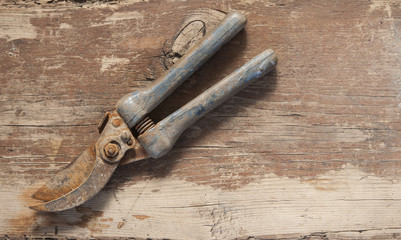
[
  {"left": 32, "top": 144, "right": 97, "bottom": 202},
  {"left": 29, "top": 147, "right": 149, "bottom": 211},
  {"left": 30, "top": 111, "right": 149, "bottom": 212},
  {"left": 29, "top": 146, "right": 118, "bottom": 212}
]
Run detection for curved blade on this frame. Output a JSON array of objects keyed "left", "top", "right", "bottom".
[
  {"left": 29, "top": 146, "right": 119, "bottom": 212},
  {"left": 29, "top": 111, "right": 148, "bottom": 212},
  {"left": 32, "top": 144, "right": 96, "bottom": 202}
]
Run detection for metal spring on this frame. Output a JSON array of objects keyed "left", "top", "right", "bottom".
[{"left": 135, "top": 116, "right": 156, "bottom": 135}]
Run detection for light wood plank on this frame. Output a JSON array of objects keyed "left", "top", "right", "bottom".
[{"left": 1, "top": 0, "right": 401, "bottom": 239}]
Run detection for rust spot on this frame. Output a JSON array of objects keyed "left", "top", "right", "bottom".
[
  {"left": 8, "top": 186, "right": 43, "bottom": 235},
  {"left": 8, "top": 213, "right": 36, "bottom": 235},
  {"left": 100, "top": 217, "right": 113, "bottom": 222},
  {"left": 75, "top": 206, "right": 104, "bottom": 227},
  {"left": 117, "top": 221, "right": 125, "bottom": 229},
  {"left": 132, "top": 214, "right": 150, "bottom": 220},
  {"left": 7, "top": 187, "right": 62, "bottom": 236},
  {"left": 71, "top": 206, "right": 109, "bottom": 234},
  {"left": 302, "top": 179, "right": 338, "bottom": 191},
  {"left": 15, "top": 108, "right": 23, "bottom": 117}
]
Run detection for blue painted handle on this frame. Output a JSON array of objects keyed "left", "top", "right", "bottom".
[
  {"left": 116, "top": 12, "right": 247, "bottom": 128},
  {"left": 138, "top": 49, "right": 278, "bottom": 158}
]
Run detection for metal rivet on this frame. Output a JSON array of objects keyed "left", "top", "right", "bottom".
[
  {"left": 120, "top": 131, "right": 130, "bottom": 141},
  {"left": 120, "top": 131, "right": 133, "bottom": 146},
  {"left": 112, "top": 118, "right": 122, "bottom": 127}
]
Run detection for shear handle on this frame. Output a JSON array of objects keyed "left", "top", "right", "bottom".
[
  {"left": 138, "top": 49, "right": 277, "bottom": 158},
  {"left": 117, "top": 12, "right": 247, "bottom": 128}
]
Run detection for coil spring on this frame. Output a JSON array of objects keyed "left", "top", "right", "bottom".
[{"left": 135, "top": 116, "right": 156, "bottom": 135}]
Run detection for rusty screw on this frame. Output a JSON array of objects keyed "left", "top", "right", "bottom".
[{"left": 104, "top": 143, "right": 120, "bottom": 158}]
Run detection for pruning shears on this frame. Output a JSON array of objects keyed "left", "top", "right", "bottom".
[{"left": 30, "top": 11, "right": 277, "bottom": 212}]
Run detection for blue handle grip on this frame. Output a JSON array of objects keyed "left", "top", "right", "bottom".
[
  {"left": 139, "top": 49, "right": 278, "bottom": 158},
  {"left": 116, "top": 12, "right": 247, "bottom": 128}
]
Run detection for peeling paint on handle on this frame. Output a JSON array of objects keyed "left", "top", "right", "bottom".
[
  {"left": 139, "top": 50, "right": 277, "bottom": 158},
  {"left": 116, "top": 12, "right": 247, "bottom": 128}
]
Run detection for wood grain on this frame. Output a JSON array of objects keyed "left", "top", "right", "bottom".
[{"left": 1, "top": 0, "right": 401, "bottom": 239}]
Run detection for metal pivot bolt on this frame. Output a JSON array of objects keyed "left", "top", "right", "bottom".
[{"left": 104, "top": 143, "right": 120, "bottom": 158}]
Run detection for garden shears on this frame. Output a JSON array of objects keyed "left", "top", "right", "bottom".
[{"left": 30, "top": 11, "right": 278, "bottom": 212}]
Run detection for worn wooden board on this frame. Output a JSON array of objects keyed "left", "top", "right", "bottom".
[{"left": 1, "top": 0, "right": 401, "bottom": 239}]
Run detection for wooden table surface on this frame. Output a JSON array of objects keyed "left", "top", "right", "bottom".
[{"left": 1, "top": 0, "right": 401, "bottom": 239}]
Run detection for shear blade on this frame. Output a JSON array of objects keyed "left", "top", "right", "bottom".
[
  {"left": 32, "top": 144, "right": 96, "bottom": 202},
  {"left": 30, "top": 144, "right": 119, "bottom": 212}
]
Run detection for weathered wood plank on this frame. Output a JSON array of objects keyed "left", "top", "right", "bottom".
[{"left": 1, "top": 0, "right": 401, "bottom": 239}]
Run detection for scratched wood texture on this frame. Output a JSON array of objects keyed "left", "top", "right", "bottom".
[{"left": 1, "top": 0, "right": 401, "bottom": 239}]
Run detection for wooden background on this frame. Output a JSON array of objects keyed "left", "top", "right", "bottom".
[{"left": 1, "top": 0, "right": 401, "bottom": 239}]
